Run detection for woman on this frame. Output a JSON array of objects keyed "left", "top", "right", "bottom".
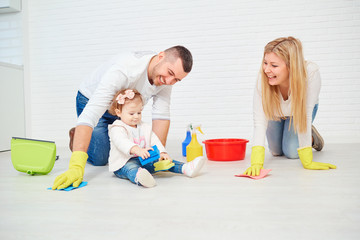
[{"left": 244, "top": 37, "right": 336, "bottom": 176}]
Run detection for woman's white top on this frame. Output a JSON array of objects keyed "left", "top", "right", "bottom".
[
  {"left": 77, "top": 51, "right": 172, "bottom": 128},
  {"left": 252, "top": 62, "right": 321, "bottom": 148}
]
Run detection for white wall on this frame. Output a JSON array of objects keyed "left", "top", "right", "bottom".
[
  {"left": 3, "top": 0, "right": 360, "bottom": 148},
  {"left": 0, "top": 8, "right": 24, "bottom": 150},
  {"left": 0, "top": 62, "right": 24, "bottom": 151},
  {"left": 0, "top": 10, "right": 22, "bottom": 65}
]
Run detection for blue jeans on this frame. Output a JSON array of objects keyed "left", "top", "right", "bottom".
[
  {"left": 76, "top": 91, "right": 118, "bottom": 166},
  {"left": 113, "top": 158, "right": 184, "bottom": 185},
  {"left": 266, "top": 104, "right": 318, "bottom": 159}
]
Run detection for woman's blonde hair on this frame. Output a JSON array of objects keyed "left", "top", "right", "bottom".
[
  {"left": 108, "top": 89, "right": 143, "bottom": 116},
  {"left": 261, "top": 36, "right": 307, "bottom": 133}
]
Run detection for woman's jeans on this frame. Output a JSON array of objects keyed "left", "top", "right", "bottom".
[
  {"left": 114, "top": 158, "right": 184, "bottom": 185},
  {"left": 76, "top": 91, "right": 118, "bottom": 166},
  {"left": 266, "top": 104, "right": 318, "bottom": 159}
]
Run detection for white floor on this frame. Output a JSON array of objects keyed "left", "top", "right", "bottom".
[{"left": 1, "top": 143, "right": 359, "bottom": 240}]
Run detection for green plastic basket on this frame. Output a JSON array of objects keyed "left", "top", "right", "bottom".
[{"left": 11, "top": 137, "right": 56, "bottom": 175}]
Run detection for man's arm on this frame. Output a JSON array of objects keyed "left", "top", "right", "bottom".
[
  {"left": 152, "top": 119, "right": 170, "bottom": 147},
  {"left": 73, "top": 125, "right": 93, "bottom": 152}
]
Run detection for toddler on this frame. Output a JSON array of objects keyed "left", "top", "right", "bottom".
[{"left": 108, "top": 89, "right": 205, "bottom": 187}]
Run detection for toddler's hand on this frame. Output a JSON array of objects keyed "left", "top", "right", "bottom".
[
  {"left": 160, "top": 152, "right": 172, "bottom": 161},
  {"left": 131, "top": 146, "right": 153, "bottom": 159}
]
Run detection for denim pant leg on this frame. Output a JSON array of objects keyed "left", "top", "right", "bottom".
[
  {"left": 266, "top": 119, "right": 285, "bottom": 156},
  {"left": 113, "top": 158, "right": 142, "bottom": 185},
  {"left": 76, "top": 91, "right": 118, "bottom": 166},
  {"left": 266, "top": 104, "right": 319, "bottom": 159},
  {"left": 87, "top": 117, "right": 113, "bottom": 166},
  {"left": 282, "top": 104, "right": 319, "bottom": 159},
  {"left": 282, "top": 119, "right": 300, "bottom": 159},
  {"left": 143, "top": 160, "right": 184, "bottom": 174},
  {"left": 142, "top": 161, "right": 156, "bottom": 174},
  {"left": 168, "top": 160, "right": 184, "bottom": 174}
]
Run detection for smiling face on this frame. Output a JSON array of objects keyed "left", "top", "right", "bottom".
[
  {"left": 149, "top": 53, "right": 188, "bottom": 86},
  {"left": 115, "top": 97, "right": 143, "bottom": 128},
  {"left": 263, "top": 52, "right": 289, "bottom": 88}
]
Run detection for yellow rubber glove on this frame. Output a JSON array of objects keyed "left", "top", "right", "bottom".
[
  {"left": 298, "top": 146, "right": 336, "bottom": 170},
  {"left": 244, "top": 146, "right": 265, "bottom": 176},
  {"left": 52, "top": 151, "right": 88, "bottom": 190}
]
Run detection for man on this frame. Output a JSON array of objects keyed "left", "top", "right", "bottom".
[{"left": 52, "top": 46, "right": 193, "bottom": 189}]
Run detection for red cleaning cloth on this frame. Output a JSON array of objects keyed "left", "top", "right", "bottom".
[{"left": 235, "top": 169, "right": 272, "bottom": 179}]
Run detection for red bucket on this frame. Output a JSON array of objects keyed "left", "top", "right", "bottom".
[{"left": 203, "top": 138, "right": 249, "bottom": 161}]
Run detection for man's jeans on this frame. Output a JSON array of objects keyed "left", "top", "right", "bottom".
[{"left": 76, "top": 91, "right": 118, "bottom": 166}]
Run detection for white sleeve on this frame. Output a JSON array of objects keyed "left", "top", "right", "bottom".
[
  {"left": 77, "top": 70, "right": 128, "bottom": 128},
  {"left": 297, "top": 63, "right": 321, "bottom": 148},
  {"left": 252, "top": 78, "right": 268, "bottom": 147},
  {"left": 151, "top": 86, "right": 172, "bottom": 120},
  {"left": 109, "top": 125, "right": 137, "bottom": 156}
]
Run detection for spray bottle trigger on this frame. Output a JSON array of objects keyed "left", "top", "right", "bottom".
[{"left": 196, "top": 126, "right": 204, "bottom": 134}]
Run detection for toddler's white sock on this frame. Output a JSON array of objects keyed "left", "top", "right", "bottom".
[{"left": 182, "top": 156, "right": 205, "bottom": 178}]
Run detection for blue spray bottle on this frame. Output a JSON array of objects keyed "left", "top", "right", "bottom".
[{"left": 182, "top": 124, "right": 192, "bottom": 157}]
